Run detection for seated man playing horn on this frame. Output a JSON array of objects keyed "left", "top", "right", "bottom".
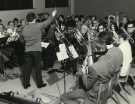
[{"left": 61, "top": 45, "right": 123, "bottom": 104}]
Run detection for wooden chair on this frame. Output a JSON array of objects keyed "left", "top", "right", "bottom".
[{"left": 97, "top": 73, "right": 121, "bottom": 104}]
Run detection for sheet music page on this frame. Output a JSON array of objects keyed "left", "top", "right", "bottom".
[
  {"left": 41, "top": 42, "right": 50, "bottom": 48},
  {"left": 56, "top": 51, "right": 69, "bottom": 61},
  {"left": 59, "top": 44, "right": 67, "bottom": 52},
  {"left": 68, "top": 45, "right": 79, "bottom": 59}
]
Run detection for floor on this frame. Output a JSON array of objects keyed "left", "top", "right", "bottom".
[
  {"left": 0, "top": 62, "right": 135, "bottom": 104},
  {"left": 0, "top": 71, "right": 76, "bottom": 104}
]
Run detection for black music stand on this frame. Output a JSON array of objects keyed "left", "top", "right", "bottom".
[{"left": 61, "top": 59, "right": 68, "bottom": 94}]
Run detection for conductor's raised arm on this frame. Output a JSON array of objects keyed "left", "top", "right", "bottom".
[{"left": 39, "top": 9, "right": 58, "bottom": 28}]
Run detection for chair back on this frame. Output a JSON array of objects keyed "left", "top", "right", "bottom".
[{"left": 97, "top": 70, "right": 120, "bottom": 104}]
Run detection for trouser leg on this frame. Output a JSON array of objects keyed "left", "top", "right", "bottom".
[
  {"left": 32, "top": 52, "right": 43, "bottom": 86},
  {"left": 0, "top": 55, "right": 4, "bottom": 74},
  {"left": 21, "top": 53, "right": 33, "bottom": 86}
]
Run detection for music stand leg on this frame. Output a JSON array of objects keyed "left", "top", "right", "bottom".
[
  {"left": 64, "top": 70, "right": 66, "bottom": 94},
  {"left": 62, "top": 61, "right": 67, "bottom": 94}
]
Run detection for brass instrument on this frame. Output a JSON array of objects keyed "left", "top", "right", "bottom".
[
  {"left": 55, "top": 20, "right": 79, "bottom": 59},
  {"left": 79, "top": 34, "right": 93, "bottom": 89},
  {"left": 108, "top": 12, "right": 121, "bottom": 30},
  {"left": 87, "top": 28, "right": 98, "bottom": 41},
  {"left": 107, "top": 15, "right": 114, "bottom": 31},
  {"left": 74, "top": 29, "right": 85, "bottom": 46},
  {"left": 107, "top": 14, "right": 120, "bottom": 45},
  {"left": 121, "top": 27, "right": 134, "bottom": 43}
]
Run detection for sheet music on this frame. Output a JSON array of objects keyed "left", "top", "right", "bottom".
[
  {"left": 41, "top": 42, "right": 50, "bottom": 48},
  {"left": 56, "top": 51, "right": 69, "bottom": 61},
  {"left": 68, "top": 45, "right": 79, "bottom": 59},
  {"left": 59, "top": 44, "right": 67, "bottom": 52},
  {"left": 57, "top": 44, "right": 69, "bottom": 61}
]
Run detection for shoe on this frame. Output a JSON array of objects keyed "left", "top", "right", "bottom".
[
  {"left": 23, "top": 84, "right": 31, "bottom": 89},
  {"left": 37, "top": 83, "right": 47, "bottom": 88}
]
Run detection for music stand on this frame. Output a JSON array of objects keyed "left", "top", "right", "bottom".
[
  {"left": 60, "top": 59, "right": 68, "bottom": 94},
  {"left": 56, "top": 46, "right": 69, "bottom": 94}
]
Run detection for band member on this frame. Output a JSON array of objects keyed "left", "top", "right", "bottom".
[
  {"left": 119, "top": 31, "right": 132, "bottom": 78},
  {"left": 0, "top": 24, "right": 9, "bottom": 81},
  {"left": 61, "top": 45, "right": 123, "bottom": 104},
  {"left": 21, "top": 10, "right": 57, "bottom": 89},
  {"left": 92, "top": 31, "right": 113, "bottom": 62},
  {"left": 127, "top": 21, "right": 135, "bottom": 64}
]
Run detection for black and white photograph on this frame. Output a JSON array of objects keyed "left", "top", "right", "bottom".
[{"left": 0, "top": 0, "right": 135, "bottom": 104}]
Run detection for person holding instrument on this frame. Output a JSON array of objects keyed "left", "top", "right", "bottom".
[
  {"left": 21, "top": 9, "right": 57, "bottom": 89},
  {"left": 61, "top": 42, "right": 123, "bottom": 104}
]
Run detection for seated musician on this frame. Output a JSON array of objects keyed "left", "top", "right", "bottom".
[
  {"left": 0, "top": 24, "right": 9, "bottom": 81},
  {"left": 63, "top": 19, "right": 87, "bottom": 74},
  {"left": 42, "top": 22, "right": 58, "bottom": 69},
  {"left": 126, "top": 21, "right": 135, "bottom": 87},
  {"left": 61, "top": 42, "right": 123, "bottom": 104},
  {"left": 127, "top": 20, "right": 135, "bottom": 65},
  {"left": 6, "top": 21, "right": 20, "bottom": 43},
  {"left": 92, "top": 31, "right": 113, "bottom": 62},
  {"left": 97, "top": 23, "right": 107, "bottom": 33},
  {"left": 110, "top": 23, "right": 120, "bottom": 46}
]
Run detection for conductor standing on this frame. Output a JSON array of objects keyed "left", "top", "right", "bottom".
[{"left": 21, "top": 10, "right": 57, "bottom": 89}]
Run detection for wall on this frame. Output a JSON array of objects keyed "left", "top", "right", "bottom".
[
  {"left": 75, "top": 0, "right": 135, "bottom": 18},
  {"left": 0, "top": 0, "right": 71, "bottom": 25}
]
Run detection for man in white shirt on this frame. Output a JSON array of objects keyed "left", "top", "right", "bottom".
[{"left": 118, "top": 32, "right": 132, "bottom": 78}]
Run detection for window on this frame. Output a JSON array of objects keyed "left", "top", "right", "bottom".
[
  {"left": 46, "top": 0, "right": 69, "bottom": 8},
  {"left": 0, "top": 0, "right": 33, "bottom": 10}
]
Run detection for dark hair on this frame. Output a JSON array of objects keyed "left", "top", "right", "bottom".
[
  {"left": 0, "top": 19, "right": 2, "bottom": 23},
  {"left": 58, "top": 15, "right": 64, "bottom": 19},
  {"left": 127, "top": 20, "right": 135, "bottom": 28},
  {"left": 13, "top": 18, "right": 19, "bottom": 22},
  {"left": 0, "top": 23, "right": 6, "bottom": 31},
  {"left": 26, "top": 12, "right": 36, "bottom": 22},
  {"left": 118, "top": 29, "right": 128, "bottom": 40},
  {"left": 110, "top": 22, "right": 119, "bottom": 32},
  {"left": 65, "top": 18, "right": 76, "bottom": 28},
  {"left": 98, "top": 31, "right": 114, "bottom": 45},
  {"left": 74, "top": 15, "right": 81, "bottom": 21},
  {"left": 97, "top": 23, "right": 107, "bottom": 32},
  {"left": 7, "top": 21, "right": 13, "bottom": 26},
  {"left": 0, "top": 23, "right": 4, "bottom": 28}
]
